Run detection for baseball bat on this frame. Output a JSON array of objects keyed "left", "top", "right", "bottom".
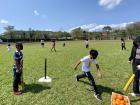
[{"left": 123, "top": 74, "right": 135, "bottom": 92}]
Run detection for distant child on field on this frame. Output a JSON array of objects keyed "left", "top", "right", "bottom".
[
  {"left": 7, "top": 43, "right": 12, "bottom": 51},
  {"left": 74, "top": 49, "right": 102, "bottom": 101},
  {"left": 121, "top": 38, "right": 126, "bottom": 50},
  {"left": 51, "top": 39, "right": 56, "bottom": 52},
  {"left": 41, "top": 40, "right": 44, "bottom": 47},
  {"left": 13, "top": 42, "right": 23, "bottom": 96},
  {"left": 63, "top": 42, "right": 65, "bottom": 47},
  {"left": 85, "top": 39, "right": 89, "bottom": 49}
]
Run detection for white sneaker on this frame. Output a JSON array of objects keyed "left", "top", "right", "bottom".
[
  {"left": 130, "top": 93, "right": 140, "bottom": 97},
  {"left": 94, "top": 94, "right": 102, "bottom": 101},
  {"left": 130, "top": 93, "right": 136, "bottom": 97},
  {"left": 75, "top": 74, "right": 79, "bottom": 81}
]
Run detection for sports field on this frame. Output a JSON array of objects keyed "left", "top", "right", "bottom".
[{"left": 0, "top": 40, "right": 140, "bottom": 105}]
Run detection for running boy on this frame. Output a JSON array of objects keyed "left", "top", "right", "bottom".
[
  {"left": 121, "top": 38, "right": 126, "bottom": 50},
  {"left": 13, "top": 42, "right": 23, "bottom": 95},
  {"left": 74, "top": 49, "right": 102, "bottom": 101},
  {"left": 51, "top": 39, "right": 56, "bottom": 52}
]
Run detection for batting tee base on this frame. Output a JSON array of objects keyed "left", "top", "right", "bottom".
[{"left": 38, "top": 76, "right": 52, "bottom": 83}]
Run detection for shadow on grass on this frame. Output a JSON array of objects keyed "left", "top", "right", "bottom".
[
  {"left": 51, "top": 77, "right": 59, "bottom": 80},
  {"left": 130, "top": 98, "right": 140, "bottom": 103},
  {"left": 49, "top": 50, "right": 61, "bottom": 53},
  {"left": 23, "top": 83, "right": 51, "bottom": 94},
  {"left": 79, "top": 80, "right": 123, "bottom": 95}
]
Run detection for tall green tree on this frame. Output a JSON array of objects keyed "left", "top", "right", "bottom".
[
  {"left": 102, "top": 26, "right": 112, "bottom": 39},
  {"left": 71, "top": 27, "right": 84, "bottom": 39},
  {"left": 126, "top": 22, "right": 140, "bottom": 39},
  {"left": 4, "top": 25, "right": 15, "bottom": 39}
]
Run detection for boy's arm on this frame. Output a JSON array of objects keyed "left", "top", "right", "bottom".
[
  {"left": 21, "top": 59, "right": 23, "bottom": 67},
  {"left": 74, "top": 61, "right": 81, "bottom": 70},
  {"left": 15, "top": 60, "right": 21, "bottom": 73},
  {"left": 128, "top": 47, "right": 134, "bottom": 63},
  {"left": 95, "top": 64, "right": 102, "bottom": 78},
  {"left": 96, "top": 64, "right": 100, "bottom": 71}
]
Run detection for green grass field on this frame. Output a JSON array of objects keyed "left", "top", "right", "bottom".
[{"left": 0, "top": 40, "right": 140, "bottom": 105}]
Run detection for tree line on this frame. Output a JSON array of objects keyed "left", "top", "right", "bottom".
[
  {"left": 71, "top": 21, "right": 140, "bottom": 40},
  {"left": 0, "top": 21, "right": 140, "bottom": 42}
]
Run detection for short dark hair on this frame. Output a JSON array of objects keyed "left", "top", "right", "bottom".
[
  {"left": 90, "top": 49, "right": 98, "bottom": 59},
  {"left": 16, "top": 42, "right": 23, "bottom": 50}
]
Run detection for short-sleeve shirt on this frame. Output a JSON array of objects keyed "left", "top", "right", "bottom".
[
  {"left": 7, "top": 46, "right": 11, "bottom": 51},
  {"left": 13, "top": 51, "right": 23, "bottom": 69},
  {"left": 135, "top": 48, "right": 140, "bottom": 59},
  {"left": 41, "top": 40, "right": 44, "bottom": 43},
  {"left": 80, "top": 55, "right": 98, "bottom": 72},
  {"left": 121, "top": 41, "right": 125, "bottom": 46},
  {"left": 85, "top": 41, "right": 89, "bottom": 45}
]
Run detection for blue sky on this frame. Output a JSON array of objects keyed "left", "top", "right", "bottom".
[{"left": 0, "top": 0, "right": 140, "bottom": 33}]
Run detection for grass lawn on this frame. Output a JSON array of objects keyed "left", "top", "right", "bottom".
[{"left": 0, "top": 40, "right": 140, "bottom": 105}]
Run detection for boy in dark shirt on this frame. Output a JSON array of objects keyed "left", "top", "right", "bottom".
[{"left": 13, "top": 42, "right": 23, "bottom": 95}]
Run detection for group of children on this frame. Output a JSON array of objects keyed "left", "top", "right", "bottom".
[
  {"left": 12, "top": 41, "right": 102, "bottom": 98},
  {"left": 40, "top": 39, "right": 66, "bottom": 52},
  {"left": 40, "top": 39, "right": 56, "bottom": 52},
  {"left": 11, "top": 37, "right": 140, "bottom": 102}
]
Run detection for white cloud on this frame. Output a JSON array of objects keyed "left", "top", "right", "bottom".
[
  {"left": 69, "top": 24, "right": 97, "bottom": 32},
  {"left": 0, "top": 19, "right": 9, "bottom": 24},
  {"left": 34, "top": 10, "right": 40, "bottom": 16},
  {"left": 45, "top": 29, "right": 52, "bottom": 31},
  {"left": 99, "top": 0, "right": 123, "bottom": 9},
  {"left": 69, "top": 22, "right": 134, "bottom": 32}
]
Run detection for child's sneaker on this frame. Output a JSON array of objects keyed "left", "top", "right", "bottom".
[
  {"left": 14, "top": 91, "right": 22, "bottom": 96},
  {"left": 130, "top": 92, "right": 140, "bottom": 97},
  {"left": 130, "top": 93, "right": 136, "bottom": 96},
  {"left": 75, "top": 75, "right": 79, "bottom": 81},
  {"left": 94, "top": 94, "right": 102, "bottom": 101}
]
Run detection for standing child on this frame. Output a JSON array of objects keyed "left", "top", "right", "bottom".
[
  {"left": 74, "top": 49, "right": 102, "bottom": 101},
  {"left": 63, "top": 42, "right": 65, "bottom": 47},
  {"left": 85, "top": 39, "right": 89, "bottom": 49},
  {"left": 51, "top": 39, "right": 56, "bottom": 52},
  {"left": 7, "top": 43, "right": 12, "bottom": 51},
  {"left": 41, "top": 40, "right": 44, "bottom": 47},
  {"left": 128, "top": 36, "right": 140, "bottom": 96},
  {"left": 121, "top": 38, "right": 126, "bottom": 50},
  {"left": 13, "top": 42, "right": 23, "bottom": 95}
]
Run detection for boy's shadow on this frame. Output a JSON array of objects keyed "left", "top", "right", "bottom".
[
  {"left": 23, "top": 83, "right": 51, "bottom": 94},
  {"left": 79, "top": 80, "right": 123, "bottom": 95},
  {"left": 131, "top": 98, "right": 140, "bottom": 104}
]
